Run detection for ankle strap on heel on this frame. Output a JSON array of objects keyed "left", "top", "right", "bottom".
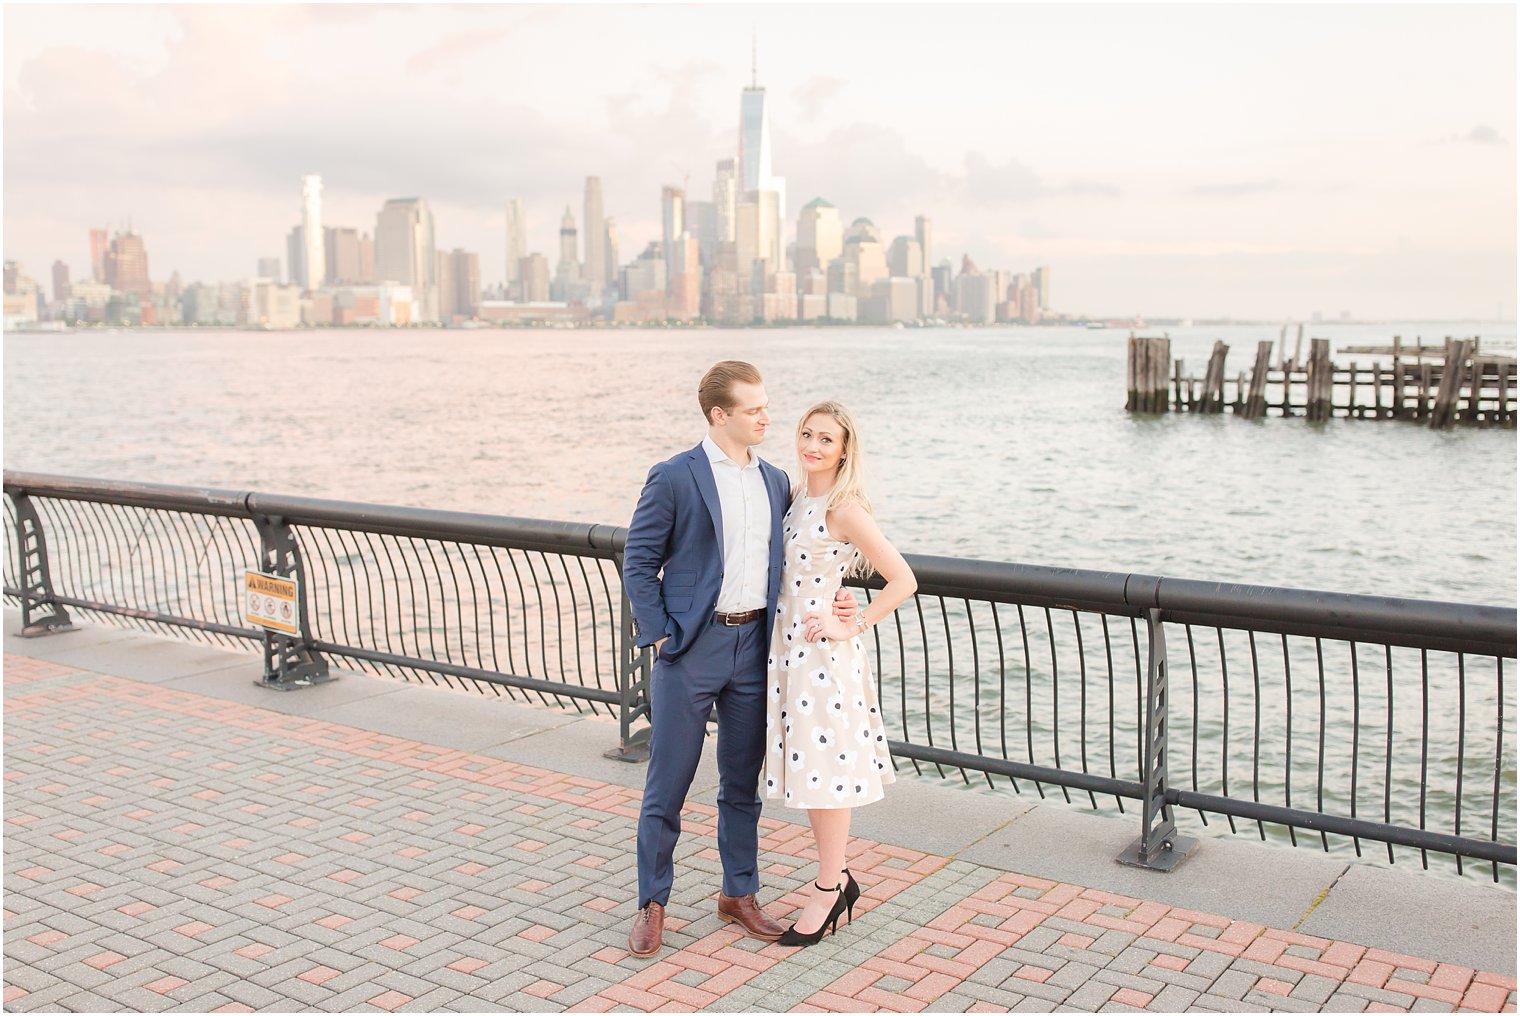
[{"left": 814, "top": 881, "right": 842, "bottom": 892}]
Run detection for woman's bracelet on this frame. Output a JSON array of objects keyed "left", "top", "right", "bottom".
[{"left": 852, "top": 611, "right": 872, "bottom": 636}]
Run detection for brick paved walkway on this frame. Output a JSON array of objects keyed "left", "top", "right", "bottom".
[{"left": 4, "top": 652, "right": 1516, "bottom": 1013}]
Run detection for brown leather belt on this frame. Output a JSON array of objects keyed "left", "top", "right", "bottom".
[{"left": 713, "top": 608, "right": 764, "bottom": 626}]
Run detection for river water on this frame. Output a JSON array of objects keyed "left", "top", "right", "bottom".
[
  {"left": 4, "top": 323, "right": 1514, "bottom": 605},
  {"left": 4, "top": 323, "right": 1515, "bottom": 883}
]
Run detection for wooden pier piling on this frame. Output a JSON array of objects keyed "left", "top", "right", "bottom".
[
  {"left": 1306, "top": 338, "right": 1333, "bottom": 421},
  {"left": 1200, "top": 341, "right": 1229, "bottom": 413},
  {"left": 1242, "top": 341, "right": 1273, "bottom": 419},
  {"left": 1126, "top": 334, "right": 1172, "bottom": 413},
  {"left": 1124, "top": 332, "right": 1515, "bottom": 427},
  {"left": 1430, "top": 338, "right": 1475, "bottom": 429}
]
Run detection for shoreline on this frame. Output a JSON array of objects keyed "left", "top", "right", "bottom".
[{"left": 6, "top": 318, "right": 1515, "bottom": 335}]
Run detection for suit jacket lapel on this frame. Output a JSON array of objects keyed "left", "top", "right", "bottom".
[{"left": 687, "top": 445, "right": 723, "bottom": 547}]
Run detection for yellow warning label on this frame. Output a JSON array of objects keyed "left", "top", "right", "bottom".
[{"left": 244, "top": 570, "right": 299, "bottom": 634}]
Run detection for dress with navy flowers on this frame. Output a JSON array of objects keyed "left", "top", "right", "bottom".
[{"left": 763, "top": 489, "right": 895, "bottom": 809}]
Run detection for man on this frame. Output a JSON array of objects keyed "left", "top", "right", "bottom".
[{"left": 622, "top": 360, "right": 856, "bottom": 958}]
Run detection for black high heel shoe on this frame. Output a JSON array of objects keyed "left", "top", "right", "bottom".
[
  {"left": 777, "top": 882, "right": 849, "bottom": 947},
  {"left": 842, "top": 869, "right": 863, "bottom": 921}
]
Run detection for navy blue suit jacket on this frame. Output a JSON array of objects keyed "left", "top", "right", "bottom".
[{"left": 623, "top": 442, "right": 791, "bottom": 661}]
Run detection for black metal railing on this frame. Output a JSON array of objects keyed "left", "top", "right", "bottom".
[{"left": 5, "top": 471, "right": 1515, "bottom": 882}]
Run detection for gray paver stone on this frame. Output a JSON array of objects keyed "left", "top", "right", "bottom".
[
  {"left": 1244, "top": 988, "right": 1324, "bottom": 1012},
  {"left": 1151, "top": 984, "right": 1204, "bottom": 1011},
  {"left": 1208, "top": 969, "right": 1257, "bottom": 1001}
]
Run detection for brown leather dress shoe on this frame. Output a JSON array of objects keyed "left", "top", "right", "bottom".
[
  {"left": 717, "top": 892, "right": 785, "bottom": 941},
  {"left": 628, "top": 901, "right": 664, "bottom": 957}
]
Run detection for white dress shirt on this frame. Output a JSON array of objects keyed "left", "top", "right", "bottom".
[{"left": 702, "top": 435, "right": 771, "bottom": 613}]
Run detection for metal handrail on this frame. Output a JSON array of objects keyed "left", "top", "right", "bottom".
[{"left": 5, "top": 470, "right": 1515, "bottom": 880}]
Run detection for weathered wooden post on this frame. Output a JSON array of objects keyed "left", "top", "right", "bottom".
[
  {"left": 1126, "top": 334, "right": 1139, "bottom": 411},
  {"left": 1202, "top": 341, "right": 1229, "bottom": 413},
  {"left": 1243, "top": 340, "right": 1273, "bottom": 419},
  {"left": 1306, "top": 338, "right": 1333, "bottom": 421},
  {"left": 1126, "top": 335, "right": 1172, "bottom": 414},
  {"left": 1430, "top": 338, "right": 1472, "bottom": 430},
  {"left": 1391, "top": 336, "right": 1405, "bottom": 419}
]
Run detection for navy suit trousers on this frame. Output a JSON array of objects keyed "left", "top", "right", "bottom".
[{"left": 636, "top": 617, "right": 769, "bottom": 908}]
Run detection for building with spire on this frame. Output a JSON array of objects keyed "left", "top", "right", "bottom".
[
  {"left": 553, "top": 206, "right": 585, "bottom": 302},
  {"left": 736, "top": 39, "right": 785, "bottom": 288}
]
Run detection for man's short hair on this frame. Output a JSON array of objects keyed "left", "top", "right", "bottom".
[{"left": 698, "top": 360, "right": 763, "bottom": 424}]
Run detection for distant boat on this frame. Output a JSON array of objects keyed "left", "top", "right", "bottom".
[{"left": 1086, "top": 321, "right": 1107, "bottom": 330}]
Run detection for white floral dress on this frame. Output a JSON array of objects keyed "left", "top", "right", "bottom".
[{"left": 763, "top": 489, "right": 895, "bottom": 809}]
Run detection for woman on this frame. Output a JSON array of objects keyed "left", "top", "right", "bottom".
[{"left": 763, "top": 400, "right": 918, "bottom": 946}]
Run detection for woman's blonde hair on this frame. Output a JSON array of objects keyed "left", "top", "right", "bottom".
[
  {"left": 796, "top": 401, "right": 874, "bottom": 578},
  {"left": 795, "top": 401, "right": 871, "bottom": 510}
]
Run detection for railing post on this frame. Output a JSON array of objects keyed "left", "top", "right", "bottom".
[
  {"left": 251, "top": 513, "right": 331, "bottom": 690},
  {"left": 1118, "top": 607, "right": 1197, "bottom": 871},
  {"left": 603, "top": 552, "right": 651, "bottom": 762},
  {"left": 8, "top": 491, "right": 76, "bottom": 638}
]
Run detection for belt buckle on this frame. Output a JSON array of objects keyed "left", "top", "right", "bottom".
[{"left": 721, "top": 612, "right": 742, "bottom": 627}]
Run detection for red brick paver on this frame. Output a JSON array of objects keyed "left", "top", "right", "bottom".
[{"left": 2, "top": 650, "right": 1512, "bottom": 1015}]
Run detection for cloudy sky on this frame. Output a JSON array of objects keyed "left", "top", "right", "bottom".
[{"left": 4, "top": 3, "right": 1515, "bottom": 319}]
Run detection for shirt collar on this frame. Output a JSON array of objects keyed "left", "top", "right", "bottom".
[{"left": 702, "top": 435, "right": 759, "bottom": 470}]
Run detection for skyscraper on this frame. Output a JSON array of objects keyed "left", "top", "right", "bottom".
[
  {"left": 51, "top": 260, "right": 70, "bottom": 304},
  {"left": 1033, "top": 265, "right": 1051, "bottom": 310},
  {"left": 358, "top": 233, "right": 375, "bottom": 285},
  {"left": 104, "top": 231, "right": 150, "bottom": 296},
  {"left": 739, "top": 82, "right": 772, "bottom": 197},
  {"left": 89, "top": 229, "right": 108, "bottom": 282},
  {"left": 604, "top": 219, "right": 619, "bottom": 284},
  {"left": 257, "top": 257, "right": 282, "bottom": 282},
  {"left": 453, "top": 249, "right": 480, "bottom": 318},
  {"left": 736, "top": 57, "right": 785, "bottom": 281},
  {"left": 324, "top": 227, "right": 362, "bottom": 285},
  {"left": 887, "top": 236, "right": 924, "bottom": 278},
  {"left": 505, "top": 199, "right": 526, "bottom": 289},
  {"left": 796, "top": 198, "right": 842, "bottom": 277},
  {"left": 301, "top": 175, "right": 325, "bottom": 291},
  {"left": 557, "top": 206, "right": 579, "bottom": 277},
  {"left": 915, "top": 215, "right": 932, "bottom": 276},
  {"left": 685, "top": 200, "right": 717, "bottom": 268},
  {"left": 713, "top": 159, "right": 737, "bottom": 244},
  {"left": 375, "top": 197, "right": 437, "bottom": 320},
  {"left": 669, "top": 235, "right": 701, "bottom": 320},
  {"left": 286, "top": 227, "right": 304, "bottom": 290},
  {"left": 553, "top": 207, "right": 581, "bottom": 302},
  {"left": 661, "top": 186, "right": 684, "bottom": 289},
  {"left": 436, "top": 251, "right": 455, "bottom": 321},
  {"left": 520, "top": 253, "right": 550, "bottom": 302},
  {"left": 436, "top": 249, "right": 480, "bottom": 320},
  {"left": 583, "top": 178, "right": 606, "bottom": 296}
]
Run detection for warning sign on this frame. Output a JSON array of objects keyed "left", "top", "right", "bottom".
[{"left": 244, "top": 570, "right": 299, "bottom": 635}]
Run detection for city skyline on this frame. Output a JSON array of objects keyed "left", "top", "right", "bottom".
[{"left": 3, "top": 4, "right": 1515, "bottom": 320}]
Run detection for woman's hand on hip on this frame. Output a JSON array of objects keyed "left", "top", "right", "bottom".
[
  {"left": 802, "top": 611, "right": 855, "bottom": 644},
  {"left": 831, "top": 588, "right": 858, "bottom": 621}
]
